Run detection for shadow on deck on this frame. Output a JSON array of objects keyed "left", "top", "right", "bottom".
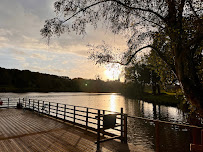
[{"left": 0, "top": 109, "right": 137, "bottom": 152}]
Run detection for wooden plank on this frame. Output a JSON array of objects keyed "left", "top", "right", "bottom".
[
  {"left": 10, "top": 139, "right": 24, "bottom": 152},
  {"left": 1, "top": 140, "right": 11, "bottom": 152},
  {"left": 39, "top": 132, "right": 72, "bottom": 152},
  {"left": 0, "top": 128, "right": 67, "bottom": 140},
  {"left": 3, "top": 114, "right": 26, "bottom": 136},
  {"left": 20, "top": 135, "right": 41, "bottom": 152},
  {"left": 0, "top": 116, "right": 14, "bottom": 137},
  {"left": 2, "top": 140, "right": 16, "bottom": 152},
  {"left": 13, "top": 138, "right": 30, "bottom": 152},
  {"left": 0, "top": 140, "right": 9, "bottom": 152}
]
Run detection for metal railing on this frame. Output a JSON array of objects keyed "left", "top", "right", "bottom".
[
  {"left": 23, "top": 98, "right": 128, "bottom": 151},
  {"left": 0, "top": 98, "right": 19, "bottom": 108}
]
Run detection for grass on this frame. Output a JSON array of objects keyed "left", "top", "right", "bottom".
[
  {"left": 125, "top": 91, "right": 182, "bottom": 107},
  {"left": 141, "top": 92, "right": 181, "bottom": 106}
]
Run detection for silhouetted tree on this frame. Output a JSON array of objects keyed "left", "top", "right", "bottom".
[{"left": 41, "top": 0, "right": 203, "bottom": 116}]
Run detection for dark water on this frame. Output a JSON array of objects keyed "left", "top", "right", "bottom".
[{"left": 0, "top": 92, "right": 192, "bottom": 152}]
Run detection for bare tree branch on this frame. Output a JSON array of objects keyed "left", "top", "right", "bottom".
[
  {"left": 112, "top": 0, "right": 166, "bottom": 22},
  {"left": 188, "top": 0, "right": 201, "bottom": 21},
  {"left": 61, "top": 0, "right": 166, "bottom": 25}
]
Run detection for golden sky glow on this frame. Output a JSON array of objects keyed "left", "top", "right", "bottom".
[{"left": 105, "top": 66, "right": 122, "bottom": 81}]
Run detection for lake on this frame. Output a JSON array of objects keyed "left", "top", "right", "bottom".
[{"left": 0, "top": 92, "right": 191, "bottom": 152}]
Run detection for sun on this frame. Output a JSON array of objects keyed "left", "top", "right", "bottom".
[{"left": 105, "top": 64, "right": 122, "bottom": 80}]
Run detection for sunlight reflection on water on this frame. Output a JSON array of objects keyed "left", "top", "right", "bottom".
[{"left": 109, "top": 94, "right": 116, "bottom": 112}]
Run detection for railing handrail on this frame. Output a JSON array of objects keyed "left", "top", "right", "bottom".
[
  {"left": 24, "top": 98, "right": 123, "bottom": 129},
  {"left": 27, "top": 98, "right": 119, "bottom": 112},
  {"left": 27, "top": 98, "right": 202, "bottom": 129},
  {"left": 0, "top": 97, "right": 202, "bottom": 129},
  {"left": 128, "top": 115, "right": 203, "bottom": 129}
]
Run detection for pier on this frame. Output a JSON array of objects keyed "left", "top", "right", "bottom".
[
  {"left": 0, "top": 98, "right": 203, "bottom": 152},
  {"left": 0, "top": 98, "right": 136, "bottom": 152},
  {"left": 0, "top": 108, "right": 137, "bottom": 152}
]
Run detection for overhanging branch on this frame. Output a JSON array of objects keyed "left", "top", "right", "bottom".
[
  {"left": 112, "top": 0, "right": 166, "bottom": 22},
  {"left": 149, "top": 45, "right": 176, "bottom": 73},
  {"left": 115, "top": 45, "right": 176, "bottom": 74},
  {"left": 62, "top": 0, "right": 166, "bottom": 24}
]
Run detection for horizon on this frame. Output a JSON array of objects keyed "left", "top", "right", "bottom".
[{"left": 0, "top": 66, "right": 123, "bottom": 82}]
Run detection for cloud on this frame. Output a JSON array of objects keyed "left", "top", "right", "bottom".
[
  {"left": 14, "top": 56, "right": 26, "bottom": 62},
  {"left": 0, "top": 0, "right": 127, "bottom": 80}
]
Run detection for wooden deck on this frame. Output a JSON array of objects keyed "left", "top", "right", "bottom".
[{"left": 0, "top": 108, "right": 138, "bottom": 152}]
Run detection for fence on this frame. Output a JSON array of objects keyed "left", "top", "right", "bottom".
[{"left": 0, "top": 98, "right": 19, "bottom": 108}]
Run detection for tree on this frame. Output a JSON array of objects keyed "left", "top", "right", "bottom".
[
  {"left": 41, "top": 0, "right": 203, "bottom": 116},
  {"left": 125, "top": 63, "right": 161, "bottom": 94},
  {"left": 146, "top": 51, "right": 177, "bottom": 89}
]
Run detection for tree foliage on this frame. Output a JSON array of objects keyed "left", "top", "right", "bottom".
[
  {"left": 0, "top": 67, "right": 122, "bottom": 93},
  {"left": 125, "top": 62, "right": 161, "bottom": 94},
  {"left": 41, "top": 0, "right": 203, "bottom": 116},
  {"left": 146, "top": 52, "right": 177, "bottom": 87}
]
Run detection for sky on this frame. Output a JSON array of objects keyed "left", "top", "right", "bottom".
[{"left": 0, "top": 0, "right": 128, "bottom": 81}]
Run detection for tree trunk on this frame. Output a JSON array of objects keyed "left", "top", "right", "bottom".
[
  {"left": 175, "top": 49, "right": 203, "bottom": 117},
  {"left": 152, "top": 83, "right": 156, "bottom": 95},
  {"left": 157, "top": 83, "right": 160, "bottom": 95}
]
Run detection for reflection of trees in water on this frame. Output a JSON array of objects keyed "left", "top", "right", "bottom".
[
  {"left": 128, "top": 118, "right": 155, "bottom": 151},
  {"left": 125, "top": 99, "right": 155, "bottom": 151},
  {"left": 124, "top": 98, "right": 191, "bottom": 152}
]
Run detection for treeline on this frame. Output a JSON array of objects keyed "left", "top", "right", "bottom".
[{"left": 0, "top": 67, "right": 122, "bottom": 93}]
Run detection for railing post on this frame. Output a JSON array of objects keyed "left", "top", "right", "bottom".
[
  {"left": 102, "top": 110, "right": 105, "bottom": 136},
  {"left": 124, "top": 114, "right": 128, "bottom": 144},
  {"left": 73, "top": 106, "right": 76, "bottom": 124},
  {"left": 192, "top": 128, "right": 202, "bottom": 145},
  {"left": 24, "top": 98, "right": 26, "bottom": 108},
  {"left": 18, "top": 98, "right": 20, "bottom": 108},
  {"left": 29, "top": 99, "right": 30, "bottom": 109},
  {"left": 56, "top": 103, "right": 58, "bottom": 117},
  {"left": 38, "top": 100, "right": 40, "bottom": 113},
  {"left": 202, "top": 129, "right": 203, "bottom": 145},
  {"left": 86, "top": 108, "right": 89, "bottom": 129},
  {"left": 8, "top": 98, "right": 9, "bottom": 108},
  {"left": 97, "top": 110, "right": 101, "bottom": 152},
  {"left": 49, "top": 102, "right": 50, "bottom": 115},
  {"left": 42, "top": 101, "right": 44, "bottom": 113},
  {"left": 64, "top": 104, "right": 66, "bottom": 120},
  {"left": 155, "top": 121, "right": 160, "bottom": 152},
  {"left": 33, "top": 100, "right": 34, "bottom": 111},
  {"left": 190, "top": 128, "right": 203, "bottom": 152},
  {"left": 121, "top": 108, "right": 124, "bottom": 143}
]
